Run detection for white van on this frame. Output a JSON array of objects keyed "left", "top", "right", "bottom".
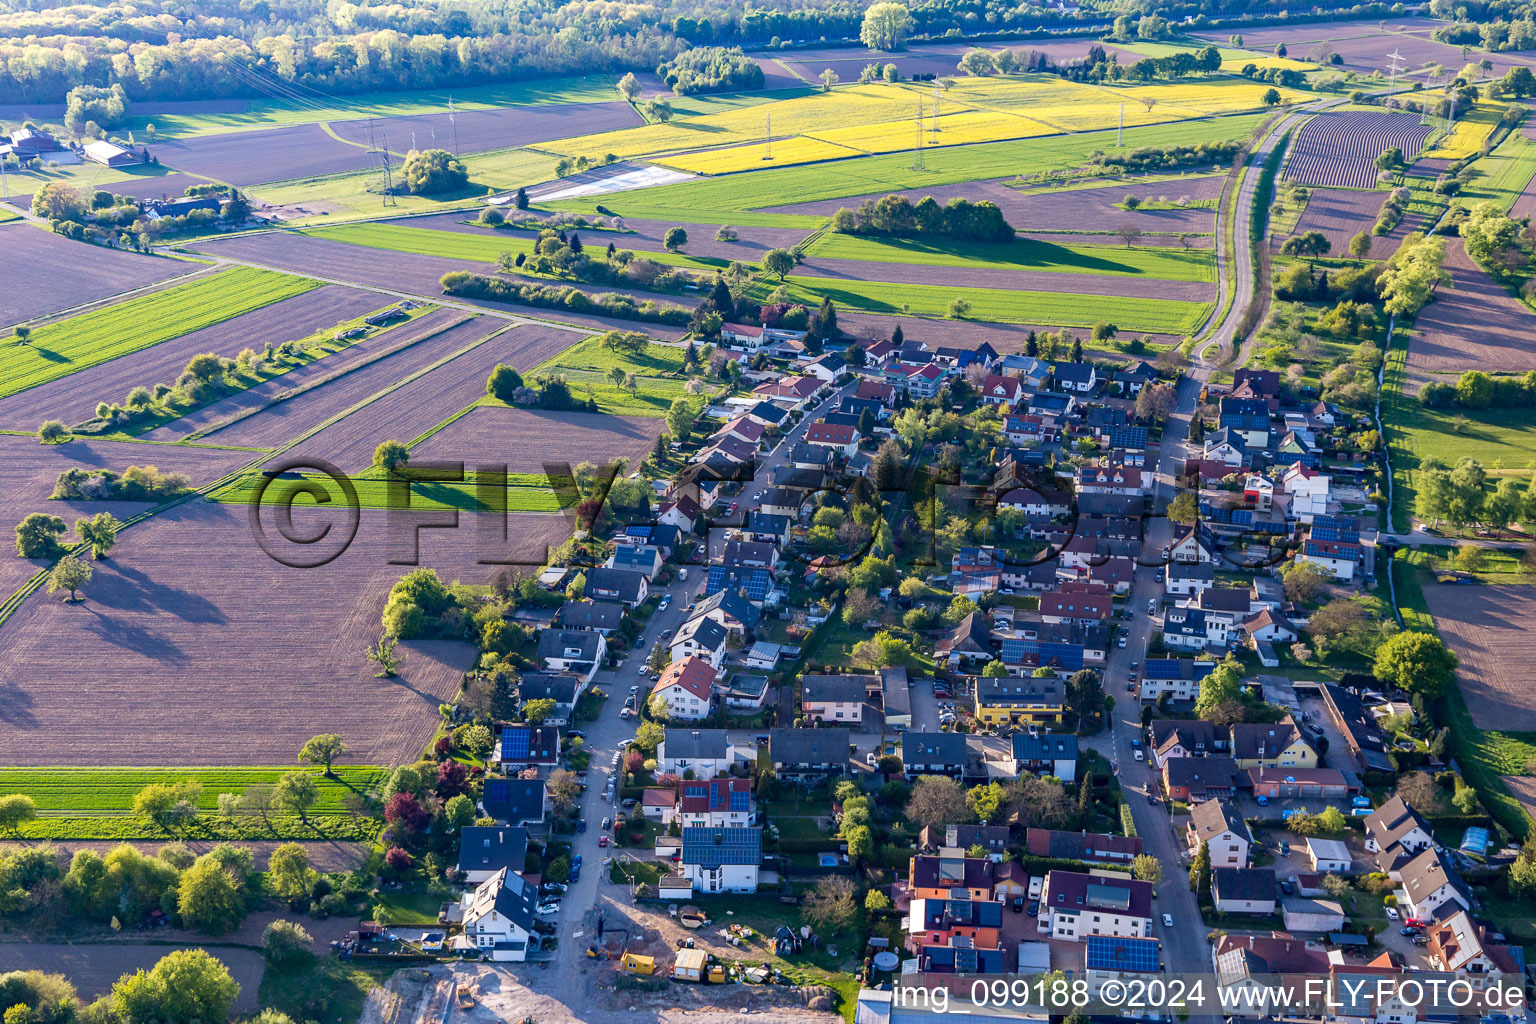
[{"left": 678, "top": 567, "right": 688, "bottom": 582}]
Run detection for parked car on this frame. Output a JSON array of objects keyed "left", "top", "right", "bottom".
[
  {"left": 602, "top": 817, "right": 612, "bottom": 830},
  {"left": 1162, "top": 914, "right": 1174, "bottom": 928},
  {"left": 541, "top": 882, "right": 567, "bottom": 894},
  {"left": 567, "top": 730, "right": 586, "bottom": 740},
  {"left": 1400, "top": 926, "right": 1419, "bottom": 936},
  {"left": 1385, "top": 906, "right": 1400, "bottom": 920},
  {"left": 1027, "top": 900, "right": 1039, "bottom": 917},
  {"left": 577, "top": 819, "right": 587, "bottom": 833},
  {"left": 599, "top": 835, "right": 609, "bottom": 847}
]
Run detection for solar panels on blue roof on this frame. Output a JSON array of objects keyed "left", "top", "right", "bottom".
[
  {"left": 705, "top": 565, "right": 729, "bottom": 595},
  {"left": 730, "top": 790, "right": 750, "bottom": 812},
  {"left": 704, "top": 567, "right": 771, "bottom": 601},
  {"left": 1086, "top": 935, "right": 1161, "bottom": 973},
  {"left": 744, "top": 569, "right": 771, "bottom": 602},
  {"left": 484, "top": 779, "right": 508, "bottom": 801},
  {"left": 501, "top": 728, "right": 531, "bottom": 759},
  {"left": 1000, "top": 637, "right": 1034, "bottom": 662},
  {"left": 1039, "top": 642, "right": 1083, "bottom": 671}
]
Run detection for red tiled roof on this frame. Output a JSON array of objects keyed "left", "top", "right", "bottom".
[{"left": 653, "top": 656, "right": 715, "bottom": 701}]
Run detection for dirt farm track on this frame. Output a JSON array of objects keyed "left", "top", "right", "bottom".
[{"left": 1422, "top": 582, "right": 1536, "bottom": 732}]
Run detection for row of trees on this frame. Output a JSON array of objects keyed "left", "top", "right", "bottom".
[{"left": 830, "top": 195, "right": 1014, "bottom": 243}]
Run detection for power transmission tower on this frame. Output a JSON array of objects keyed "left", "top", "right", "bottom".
[
  {"left": 1385, "top": 49, "right": 1406, "bottom": 108},
  {"left": 377, "top": 127, "right": 397, "bottom": 206},
  {"left": 449, "top": 94, "right": 460, "bottom": 155},
  {"left": 911, "top": 100, "right": 926, "bottom": 171},
  {"left": 1117, "top": 103, "right": 1125, "bottom": 148},
  {"left": 930, "top": 83, "right": 940, "bottom": 142},
  {"left": 764, "top": 113, "right": 772, "bottom": 160}
]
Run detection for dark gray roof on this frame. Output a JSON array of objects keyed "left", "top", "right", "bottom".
[
  {"left": 902, "top": 731, "right": 966, "bottom": 767},
  {"left": 517, "top": 671, "right": 582, "bottom": 707},
  {"left": 801, "top": 674, "right": 872, "bottom": 704},
  {"left": 555, "top": 601, "right": 625, "bottom": 631},
  {"left": 663, "top": 728, "right": 730, "bottom": 761},
  {"left": 1214, "top": 867, "right": 1277, "bottom": 904},
  {"left": 1012, "top": 732, "right": 1079, "bottom": 762},
  {"left": 977, "top": 676, "right": 1065, "bottom": 707},
  {"left": 585, "top": 567, "right": 647, "bottom": 603},
  {"left": 687, "top": 589, "right": 760, "bottom": 628},
  {"left": 674, "top": 614, "right": 728, "bottom": 652},
  {"left": 536, "top": 629, "right": 603, "bottom": 663},
  {"left": 771, "top": 727, "right": 850, "bottom": 767},
  {"left": 458, "top": 826, "right": 528, "bottom": 875},
  {"left": 480, "top": 778, "right": 545, "bottom": 824}
]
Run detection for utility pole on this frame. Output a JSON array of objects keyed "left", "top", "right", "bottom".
[
  {"left": 911, "top": 100, "right": 926, "bottom": 172},
  {"left": 1386, "top": 49, "right": 1406, "bottom": 108},
  {"left": 764, "top": 113, "right": 772, "bottom": 160},
  {"left": 449, "top": 94, "right": 460, "bottom": 156},
  {"left": 1117, "top": 103, "right": 1124, "bottom": 148}
]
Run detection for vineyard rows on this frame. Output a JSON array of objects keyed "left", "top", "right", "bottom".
[{"left": 1285, "top": 110, "right": 1432, "bottom": 189}]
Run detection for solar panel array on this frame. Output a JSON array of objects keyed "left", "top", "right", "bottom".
[
  {"left": 1086, "top": 935, "right": 1161, "bottom": 972},
  {"left": 705, "top": 566, "right": 771, "bottom": 601},
  {"left": 500, "top": 728, "right": 530, "bottom": 760},
  {"left": 682, "top": 826, "right": 762, "bottom": 867},
  {"left": 729, "top": 789, "right": 750, "bottom": 812}
]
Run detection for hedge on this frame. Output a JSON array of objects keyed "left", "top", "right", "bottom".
[
  {"left": 12, "top": 814, "right": 378, "bottom": 843},
  {"left": 439, "top": 271, "right": 692, "bottom": 326}
]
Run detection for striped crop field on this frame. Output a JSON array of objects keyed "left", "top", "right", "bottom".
[
  {"left": 0, "top": 765, "right": 386, "bottom": 814},
  {"left": 0, "top": 267, "right": 318, "bottom": 400},
  {"left": 1285, "top": 109, "right": 1433, "bottom": 189},
  {"left": 804, "top": 232, "right": 1218, "bottom": 282},
  {"left": 1422, "top": 102, "right": 1503, "bottom": 160},
  {"left": 213, "top": 471, "right": 572, "bottom": 512}
]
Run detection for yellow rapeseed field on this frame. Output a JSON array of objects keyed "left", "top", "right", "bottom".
[
  {"left": 1421, "top": 102, "right": 1502, "bottom": 159},
  {"left": 654, "top": 137, "right": 864, "bottom": 174},
  {"left": 1099, "top": 80, "right": 1310, "bottom": 114},
  {"left": 808, "top": 109, "right": 1056, "bottom": 152}
]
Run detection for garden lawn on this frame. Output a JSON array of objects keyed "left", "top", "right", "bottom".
[
  {"left": 526, "top": 333, "right": 697, "bottom": 415},
  {"left": 303, "top": 221, "right": 727, "bottom": 274},
  {"left": 805, "top": 232, "right": 1216, "bottom": 282},
  {"left": 1384, "top": 397, "right": 1536, "bottom": 528},
  {"left": 0, "top": 267, "right": 318, "bottom": 400},
  {"left": 760, "top": 274, "right": 1212, "bottom": 333},
  {"left": 0, "top": 765, "right": 383, "bottom": 813},
  {"left": 1399, "top": 545, "right": 1536, "bottom": 583}
]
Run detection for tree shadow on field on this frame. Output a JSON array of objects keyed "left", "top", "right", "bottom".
[
  {"left": 80, "top": 606, "right": 190, "bottom": 664},
  {"left": 26, "top": 346, "right": 69, "bottom": 365},
  {"left": 89, "top": 561, "right": 226, "bottom": 625},
  {"left": 0, "top": 679, "right": 38, "bottom": 727}
]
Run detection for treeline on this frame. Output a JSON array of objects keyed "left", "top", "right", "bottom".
[
  {"left": 52, "top": 465, "right": 191, "bottom": 501},
  {"left": 31, "top": 181, "right": 248, "bottom": 248},
  {"left": 1089, "top": 139, "right": 1244, "bottom": 174},
  {"left": 1420, "top": 369, "right": 1536, "bottom": 409},
  {"left": 657, "top": 45, "right": 764, "bottom": 94},
  {"left": 440, "top": 271, "right": 693, "bottom": 327},
  {"left": 830, "top": 195, "right": 1014, "bottom": 243}
]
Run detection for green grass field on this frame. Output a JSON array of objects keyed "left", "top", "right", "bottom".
[
  {"left": 805, "top": 232, "right": 1217, "bottom": 282},
  {"left": 762, "top": 274, "right": 1213, "bottom": 333},
  {"left": 304, "top": 220, "right": 725, "bottom": 273},
  {"left": 1456, "top": 127, "right": 1536, "bottom": 211},
  {"left": 0, "top": 765, "right": 384, "bottom": 813},
  {"left": 0, "top": 206, "right": 19, "bottom": 224},
  {"left": 528, "top": 333, "right": 697, "bottom": 415},
  {"left": 251, "top": 147, "right": 561, "bottom": 224},
  {"left": 212, "top": 472, "right": 572, "bottom": 512},
  {"left": 547, "top": 113, "right": 1271, "bottom": 225},
  {"left": 0, "top": 267, "right": 318, "bottom": 400},
  {"left": 121, "top": 75, "right": 626, "bottom": 138},
  {"left": 1384, "top": 389, "right": 1536, "bottom": 528}
]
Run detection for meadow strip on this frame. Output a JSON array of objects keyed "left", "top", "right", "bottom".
[
  {"left": 803, "top": 232, "right": 1217, "bottom": 282},
  {"left": 0, "top": 765, "right": 384, "bottom": 813}
]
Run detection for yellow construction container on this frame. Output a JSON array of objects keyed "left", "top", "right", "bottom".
[
  {"left": 707, "top": 965, "right": 726, "bottom": 983},
  {"left": 622, "top": 953, "right": 656, "bottom": 975}
]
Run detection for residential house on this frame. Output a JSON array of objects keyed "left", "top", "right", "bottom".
[
  {"left": 584, "top": 567, "right": 649, "bottom": 607},
  {"left": 1077, "top": 464, "right": 1145, "bottom": 496},
  {"left": 881, "top": 666, "right": 911, "bottom": 731},
  {"left": 1188, "top": 798, "right": 1252, "bottom": 868},
  {"left": 1323, "top": 684, "right": 1396, "bottom": 774},
  {"left": 460, "top": 868, "right": 538, "bottom": 961},
  {"left": 1220, "top": 397, "right": 1272, "bottom": 448},
  {"left": 713, "top": 416, "right": 767, "bottom": 447},
  {"left": 1038, "top": 871, "right": 1153, "bottom": 941},
  {"left": 1364, "top": 795, "right": 1435, "bottom": 872},
  {"left": 1202, "top": 428, "right": 1248, "bottom": 468},
  {"left": 536, "top": 630, "right": 606, "bottom": 681},
  {"left": 1165, "top": 562, "right": 1215, "bottom": 597},
  {"left": 802, "top": 351, "right": 847, "bottom": 382},
  {"left": 1400, "top": 847, "right": 1472, "bottom": 922},
  {"left": 479, "top": 778, "right": 546, "bottom": 826},
  {"left": 679, "top": 826, "right": 762, "bottom": 893},
  {"left": 1329, "top": 960, "right": 1421, "bottom": 1024},
  {"left": 1168, "top": 525, "right": 1216, "bottom": 564},
  {"left": 1011, "top": 732, "right": 1079, "bottom": 782},
  {"left": 1052, "top": 363, "right": 1098, "bottom": 394},
  {"left": 1163, "top": 756, "right": 1238, "bottom": 802},
  {"left": 678, "top": 778, "right": 754, "bottom": 828},
  {"left": 1026, "top": 828, "right": 1142, "bottom": 866},
  {"left": 458, "top": 826, "right": 529, "bottom": 885},
  {"left": 1296, "top": 537, "right": 1363, "bottom": 581},
  {"left": 757, "top": 487, "right": 802, "bottom": 519},
  {"left": 856, "top": 378, "right": 897, "bottom": 406},
  {"left": 1163, "top": 606, "right": 1218, "bottom": 651},
  {"left": 1230, "top": 718, "right": 1317, "bottom": 770},
  {"left": 904, "top": 363, "right": 947, "bottom": 397},
  {"left": 641, "top": 787, "right": 678, "bottom": 824},
  {"left": 801, "top": 674, "right": 872, "bottom": 724},
  {"left": 974, "top": 675, "right": 1066, "bottom": 729},
  {"left": 742, "top": 401, "right": 790, "bottom": 431},
  {"left": 786, "top": 443, "right": 835, "bottom": 471},
  {"left": 670, "top": 615, "right": 729, "bottom": 670},
  {"left": 936, "top": 611, "right": 993, "bottom": 669},
  {"left": 804, "top": 421, "right": 859, "bottom": 457},
  {"left": 658, "top": 495, "right": 702, "bottom": 533},
  {"left": 1214, "top": 932, "right": 1330, "bottom": 1016},
  {"left": 770, "top": 727, "right": 850, "bottom": 780},
  {"left": 606, "top": 543, "right": 663, "bottom": 578},
  {"left": 658, "top": 728, "right": 749, "bottom": 777},
  {"left": 979, "top": 374, "right": 1025, "bottom": 406},
  {"left": 1212, "top": 867, "right": 1278, "bottom": 915},
  {"left": 497, "top": 725, "right": 560, "bottom": 769},
  {"left": 686, "top": 590, "right": 760, "bottom": 637},
  {"left": 1040, "top": 587, "right": 1112, "bottom": 626},
  {"left": 650, "top": 657, "right": 716, "bottom": 720},
  {"left": 1282, "top": 463, "right": 1332, "bottom": 523},
  {"left": 716, "top": 673, "right": 770, "bottom": 711},
  {"left": 1139, "top": 658, "right": 1217, "bottom": 702},
  {"left": 907, "top": 896, "right": 1003, "bottom": 954},
  {"left": 921, "top": 824, "right": 1011, "bottom": 859},
  {"left": 554, "top": 601, "right": 625, "bottom": 635},
  {"left": 902, "top": 731, "right": 967, "bottom": 779},
  {"left": 1425, "top": 908, "right": 1524, "bottom": 977},
  {"left": 515, "top": 671, "right": 585, "bottom": 726},
  {"left": 722, "top": 323, "right": 767, "bottom": 349},
  {"left": 908, "top": 854, "right": 996, "bottom": 902},
  {"left": 1151, "top": 720, "right": 1221, "bottom": 765}
]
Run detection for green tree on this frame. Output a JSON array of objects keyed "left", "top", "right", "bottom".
[
  {"left": 15, "top": 512, "right": 66, "bottom": 557},
  {"left": 1348, "top": 231, "right": 1373, "bottom": 258},
  {"left": 74, "top": 511, "right": 119, "bottom": 559},
  {"left": 372, "top": 439, "right": 410, "bottom": 476},
  {"left": 401, "top": 148, "right": 468, "bottom": 195},
  {"left": 860, "top": 1, "right": 913, "bottom": 49},
  {"left": 1189, "top": 839, "right": 1211, "bottom": 899},
  {"left": 819, "top": 68, "right": 839, "bottom": 92},
  {"left": 36, "top": 420, "right": 69, "bottom": 443},
  {"left": 905, "top": 775, "right": 972, "bottom": 830},
  {"left": 276, "top": 772, "right": 318, "bottom": 821},
  {"left": 487, "top": 364, "right": 524, "bottom": 402},
  {"left": 981, "top": 660, "right": 1009, "bottom": 677},
  {"left": 762, "top": 248, "right": 795, "bottom": 281},
  {"left": 133, "top": 780, "right": 202, "bottom": 832},
  {"left": 109, "top": 950, "right": 238, "bottom": 1024},
  {"left": 1167, "top": 492, "right": 1199, "bottom": 525},
  {"left": 967, "top": 782, "right": 1006, "bottom": 823},
  {"left": 1373, "top": 631, "right": 1458, "bottom": 699},
  {"left": 365, "top": 635, "right": 405, "bottom": 677},
  {"left": 0, "top": 793, "right": 37, "bottom": 834},
  {"left": 1281, "top": 559, "right": 1331, "bottom": 602},
  {"left": 1194, "top": 661, "right": 1243, "bottom": 722},
  {"left": 865, "top": 888, "right": 893, "bottom": 912},
  {"left": 522, "top": 697, "right": 558, "bottom": 724},
  {"left": 47, "top": 555, "right": 92, "bottom": 602},
  {"left": 261, "top": 919, "right": 314, "bottom": 965},
  {"left": 959, "top": 49, "right": 996, "bottom": 76},
  {"left": 665, "top": 396, "right": 697, "bottom": 442},
  {"left": 177, "top": 855, "right": 246, "bottom": 934},
  {"left": 1131, "top": 853, "right": 1162, "bottom": 884},
  {"left": 1262, "top": 87, "right": 1283, "bottom": 106},
  {"left": 617, "top": 72, "right": 641, "bottom": 101},
  {"left": 297, "top": 734, "right": 346, "bottom": 775},
  {"left": 663, "top": 226, "right": 687, "bottom": 251},
  {"left": 267, "top": 844, "right": 315, "bottom": 902}
]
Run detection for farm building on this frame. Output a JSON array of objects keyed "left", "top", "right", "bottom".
[
  {"left": 83, "top": 140, "right": 141, "bottom": 166},
  {"left": 1306, "top": 838, "right": 1352, "bottom": 874}
]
